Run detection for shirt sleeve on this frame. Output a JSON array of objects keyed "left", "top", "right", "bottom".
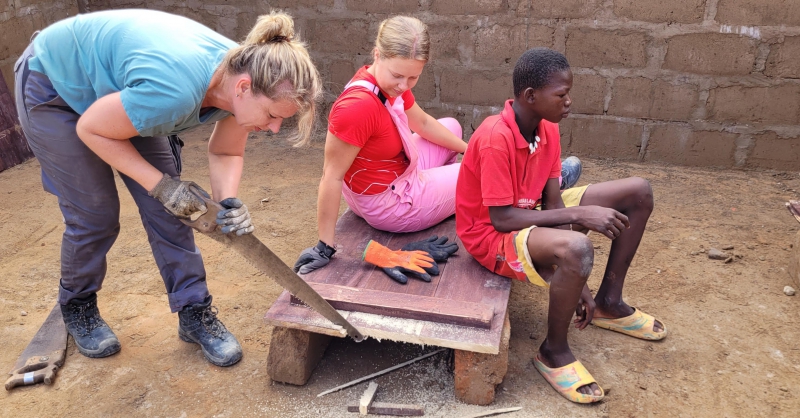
[
  {"left": 328, "top": 93, "right": 381, "bottom": 147},
  {"left": 547, "top": 123, "right": 563, "bottom": 179},
  {"left": 119, "top": 55, "right": 198, "bottom": 138},
  {"left": 479, "top": 139, "right": 515, "bottom": 207},
  {"left": 402, "top": 89, "right": 415, "bottom": 110}
]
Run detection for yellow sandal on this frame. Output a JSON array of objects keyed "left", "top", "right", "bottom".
[
  {"left": 591, "top": 308, "right": 667, "bottom": 340},
  {"left": 533, "top": 355, "right": 604, "bottom": 404}
]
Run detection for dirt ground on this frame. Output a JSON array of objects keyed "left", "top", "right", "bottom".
[{"left": 1, "top": 124, "right": 799, "bottom": 417}]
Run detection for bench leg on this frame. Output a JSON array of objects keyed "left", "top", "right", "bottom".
[
  {"left": 266, "top": 327, "right": 332, "bottom": 385},
  {"left": 454, "top": 312, "right": 510, "bottom": 405}
]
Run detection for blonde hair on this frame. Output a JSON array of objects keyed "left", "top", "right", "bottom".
[
  {"left": 221, "top": 11, "right": 322, "bottom": 146},
  {"left": 374, "top": 16, "right": 430, "bottom": 61}
]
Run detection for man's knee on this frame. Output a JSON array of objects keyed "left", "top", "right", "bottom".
[
  {"left": 555, "top": 233, "right": 594, "bottom": 279},
  {"left": 628, "top": 176, "right": 654, "bottom": 213}
]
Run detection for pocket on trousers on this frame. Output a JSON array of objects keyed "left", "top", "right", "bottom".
[{"left": 168, "top": 134, "right": 184, "bottom": 174}]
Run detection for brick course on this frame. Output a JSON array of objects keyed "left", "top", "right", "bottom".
[
  {"left": 2, "top": 0, "right": 798, "bottom": 169},
  {"left": 664, "top": 34, "right": 757, "bottom": 76},
  {"left": 646, "top": 126, "right": 738, "bottom": 167},
  {"left": 613, "top": 0, "right": 706, "bottom": 24},
  {"left": 566, "top": 29, "right": 648, "bottom": 68}
]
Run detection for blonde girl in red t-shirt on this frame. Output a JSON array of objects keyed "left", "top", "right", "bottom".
[{"left": 294, "top": 16, "right": 468, "bottom": 274}]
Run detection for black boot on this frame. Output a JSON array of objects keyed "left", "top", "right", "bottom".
[
  {"left": 178, "top": 296, "right": 242, "bottom": 367},
  {"left": 60, "top": 294, "right": 121, "bottom": 358}
]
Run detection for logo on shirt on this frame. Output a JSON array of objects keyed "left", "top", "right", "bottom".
[{"left": 516, "top": 197, "right": 540, "bottom": 210}]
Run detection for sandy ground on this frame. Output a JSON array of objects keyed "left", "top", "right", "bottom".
[{"left": 1, "top": 124, "right": 799, "bottom": 417}]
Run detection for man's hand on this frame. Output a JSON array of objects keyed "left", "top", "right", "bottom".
[
  {"left": 217, "top": 198, "right": 254, "bottom": 235},
  {"left": 294, "top": 241, "right": 336, "bottom": 274},
  {"left": 575, "top": 205, "right": 630, "bottom": 240},
  {"left": 149, "top": 173, "right": 209, "bottom": 219},
  {"left": 574, "top": 284, "right": 596, "bottom": 330},
  {"left": 401, "top": 235, "right": 459, "bottom": 262},
  {"left": 363, "top": 240, "right": 435, "bottom": 284}
]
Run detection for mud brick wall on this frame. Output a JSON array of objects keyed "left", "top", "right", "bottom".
[{"left": 3, "top": 1, "right": 799, "bottom": 170}]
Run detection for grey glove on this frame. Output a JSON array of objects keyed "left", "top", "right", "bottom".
[
  {"left": 401, "top": 235, "right": 459, "bottom": 262},
  {"left": 149, "top": 173, "right": 209, "bottom": 219},
  {"left": 293, "top": 240, "right": 336, "bottom": 274},
  {"left": 217, "top": 198, "right": 254, "bottom": 236}
]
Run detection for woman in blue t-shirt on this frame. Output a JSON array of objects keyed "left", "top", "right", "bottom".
[{"left": 13, "top": 9, "right": 321, "bottom": 367}]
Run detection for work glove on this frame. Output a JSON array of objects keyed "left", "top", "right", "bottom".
[
  {"left": 216, "top": 198, "right": 254, "bottom": 236},
  {"left": 401, "top": 235, "right": 459, "bottom": 262},
  {"left": 149, "top": 173, "right": 209, "bottom": 219},
  {"left": 294, "top": 240, "right": 336, "bottom": 274},
  {"left": 362, "top": 240, "right": 436, "bottom": 284}
]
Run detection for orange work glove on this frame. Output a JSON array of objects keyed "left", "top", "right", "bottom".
[{"left": 362, "top": 240, "right": 436, "bottom": 284}]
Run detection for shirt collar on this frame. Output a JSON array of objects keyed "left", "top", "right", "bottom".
[{"left": 500, "top": 99, "right": 549, "bottom": 152}]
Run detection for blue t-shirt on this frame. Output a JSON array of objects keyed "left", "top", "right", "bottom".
[{"left": 28, "top": 9, "right": 236, "bottom": 137}]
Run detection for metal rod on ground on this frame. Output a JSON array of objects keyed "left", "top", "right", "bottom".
[
  {"left": 317, "top": 348, "right": 446, "bottom": 397},
  {"left": 460, "top": 407, "right": 523, "bottom": 418}
]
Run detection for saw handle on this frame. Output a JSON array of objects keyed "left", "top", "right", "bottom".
[
  {"left": 5, "top": 350, "right": 64, "bottom": 391},
  {"left": 180, "top": 184, "right": 225, "bottom": 233}
]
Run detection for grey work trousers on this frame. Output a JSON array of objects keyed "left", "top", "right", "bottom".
[{"left": 14, "top": 42, "right": 209, "bottom": 312}]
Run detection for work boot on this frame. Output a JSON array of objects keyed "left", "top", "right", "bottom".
[
  {"left": 178, "top": 296, "right": 242, "bottom": 367},
  {"left": 61, "top": 294, "right": 121, "bottom": 358},
  {"left": 560, "top": 156, "right": 583, "bottom": 190}
]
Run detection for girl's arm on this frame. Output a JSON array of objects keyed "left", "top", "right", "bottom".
[
  {"left": 318, "top": 132, "right": 361, "bottom": 245},
  {"left": 405, "top": 102, "right": 467, "bottom": 153}
]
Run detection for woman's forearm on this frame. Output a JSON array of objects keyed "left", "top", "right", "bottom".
[
  {"left": 208, "top": 153, "right": 244, "bottom": 200},
  {"left": 317, "top": 174, "right": 344, "bottom": 246}
]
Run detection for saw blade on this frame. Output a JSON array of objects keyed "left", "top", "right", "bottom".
[
  {"left": 10, "top": 304, "right": 67, "bottom": 372},
  {"left": 184, "top": 196, "right": 364, "bottom": 342}
]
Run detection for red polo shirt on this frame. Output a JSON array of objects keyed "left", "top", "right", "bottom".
[
  {"left": 455, "top": 100, "right": 562, "bottom": 271},
  {"left": 328, "top": 66, "right": 416, "bottom": 195}
]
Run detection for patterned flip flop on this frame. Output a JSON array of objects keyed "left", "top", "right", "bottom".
[
  {"left": 591, "top": 308, "right": 667, "bottom": 341},
  {"left": 533, "top": 355, "right": 605, "bottom": 404}
]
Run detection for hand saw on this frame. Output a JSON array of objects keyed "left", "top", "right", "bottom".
[
  {"left": 182, "top": 190, "right": 364, "bottom": 342},
  {"left": 5, "top": 304, "right": 67, "bottom": 390}
]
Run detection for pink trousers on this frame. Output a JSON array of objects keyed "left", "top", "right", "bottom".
[{"left": 342, "top": 117, "right": 462, "bottom": 233}]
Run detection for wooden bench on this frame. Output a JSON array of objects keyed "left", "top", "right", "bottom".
[{"left": 264, "top": 210, "right": 511, "bottom": 405}]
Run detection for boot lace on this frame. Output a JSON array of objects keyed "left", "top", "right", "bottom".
[
  {"left": 199, "top": 305, "right": 227, "bottom": 339},
  {"left": 70, "top": 303, "right": 106, "bottom": 337}
]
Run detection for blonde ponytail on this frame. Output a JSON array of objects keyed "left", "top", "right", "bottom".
[{"left": 222, "top": 11, "right": 322, "bottom": 146}]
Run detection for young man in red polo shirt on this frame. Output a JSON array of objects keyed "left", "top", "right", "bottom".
[{"left": 455, "top": 48, "right": 666, "bottom": 404}]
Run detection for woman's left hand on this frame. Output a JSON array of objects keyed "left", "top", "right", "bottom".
[
  {"left": 216, "top": 198, "right": 254, "bottom": 235},
  {"left": 574, "top": 284, "right": 596, "bottom": 330}
]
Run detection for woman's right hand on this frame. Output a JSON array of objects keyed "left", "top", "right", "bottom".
[
  {"left": 575, "top": 205, "right": 630, "bottom": 240},
  {"left": 148, "top": 173, "right": 210, "bottom": 219}
]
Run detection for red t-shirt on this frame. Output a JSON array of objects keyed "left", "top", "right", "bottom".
[
  {"left": 455, "top": 100, "right": 563, "bottom": 271},
  {"left": 328, "top": 66, "right": 416, "bottom": 195}
]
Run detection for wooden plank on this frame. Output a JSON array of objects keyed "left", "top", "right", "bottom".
[
  {"left": 265, "top": 212, "right": 511, "bottom": 354},
  {"left": 359, "top": 382, "right": 378, "bottom": 415},
  {"left": 291, "top": 283, "right": 494, "bottom": 329},
  {"left": 346, "top": 402, "right": 425, "bottom": 416}
]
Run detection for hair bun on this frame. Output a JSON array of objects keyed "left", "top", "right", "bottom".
[{"left": 245, "top": 11, "right": 296, "bottom": 46}]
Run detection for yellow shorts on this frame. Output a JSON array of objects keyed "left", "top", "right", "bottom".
[{"left": 494, "top": 185, "right": 589, "bottom": 287}]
